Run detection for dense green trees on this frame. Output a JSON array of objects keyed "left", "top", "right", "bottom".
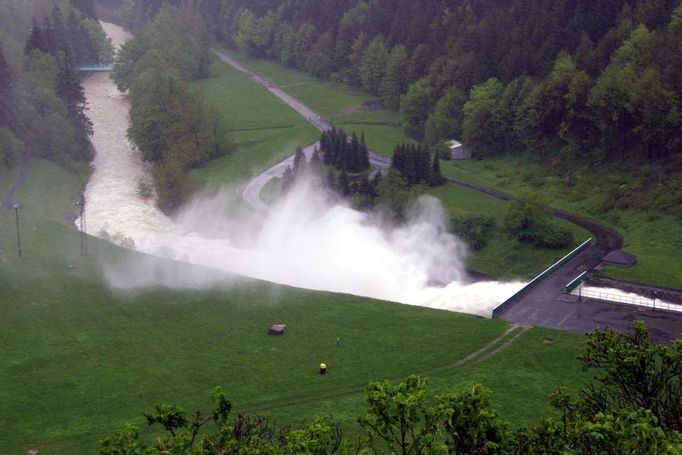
[
  {"left": 114, "top": 5, "right": 231, "bottom": 211},
  {"left": 320, "top": 128, "right": 369, "bottom": 173},
  {"left": 0, "top": 1, "right": 111, "bottom": 173},
  {"left": 112, "top": 5, "right": 210, "bottom": 91},
  {"left": 99, "top": 322, "right": 681, "bottom": 454},
  {"left": 122, "top": 0, "right": 681, "bottom": 217},
  {"left": 399, "top": 78, "right": 432, "bottom": 141},
  {"left": 424, "top": 87, "right": 466, "bottom": 146},
  {"left": 503, "top": 191, "right": 573, "bottom": 249},
  {"left": 391, "top": 143, "right": 441, "bottom": 187}
]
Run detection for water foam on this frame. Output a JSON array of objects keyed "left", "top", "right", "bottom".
[{"left": 82, "top": 22, "right": 524, "bottom": 317}]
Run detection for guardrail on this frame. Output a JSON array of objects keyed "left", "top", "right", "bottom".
[
  {"left": 572, "top": 287, "right": 682, "bottom": 314},
  {"left": 492, "top": 238, "right": 593, "bottom": 318},
  {"left": 564, "top": 271, "right": 588, "bottom": 294}
]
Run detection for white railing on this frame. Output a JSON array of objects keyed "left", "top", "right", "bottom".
[{"left": 572, "top": 287, "right": 682, "bottom": 313}]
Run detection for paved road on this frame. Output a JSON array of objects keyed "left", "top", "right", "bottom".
[{"left": 214, "top": 48, "right": 391, "bottom": 211}]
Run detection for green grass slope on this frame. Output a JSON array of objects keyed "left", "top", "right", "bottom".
[
  {"left": 427, "top": 185, "right": 592, "bottom": 279},
  {"left": 441, "top": 158, "right": 682, "bottom": 288},
  {"left": 0, "top": 160, "right": 588, "bottom": 454},
  {"left": 191, "top": 60, "right": 319, "bottom": 186}
]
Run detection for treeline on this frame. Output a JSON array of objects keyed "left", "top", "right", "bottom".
[
  {"left": 202, "top": 0, "right": 681, "bottom": 163},
  {"left": 99, "top": 322, "right": 682, "bottom": 454},
  {"left": 0, "top": 0, "right": 110, "bottom": 173},
  {"left": 111, "top": 5, "right": 231, "bottom": 212},
  {"left": 168, "top": 1, "right": 682, "bottom": 179}
]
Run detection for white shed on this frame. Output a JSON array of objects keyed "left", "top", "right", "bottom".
[{"left": 447, "top": 140, "right": 472, "bottom": 160}]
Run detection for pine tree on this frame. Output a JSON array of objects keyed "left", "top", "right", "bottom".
[
  {"left": 72, "top": 0, "right": 97, "bottom": 19},
  {"left": 51, "top": 7, "right": 69, "bottom": 55},
  {"left": 309, "top": 148, "right": 323, "bottom": 176},
  {"left": 0, "top": 41, "right": 11, "bottom": 129},
  {"left": 56, "top": 50, "right": 93, "bottom": 137},
  {"left": 293, "top": 145, "right": 306, "bottom": 177},
  {"left": 320, "top": 131, "right": 330, "bottom": 164},
  {"left": 41, "top": 17, "right": 56, "bottom": 55},
  {"left": 281, "top": 165, "right": 294, "bottom": 192},
  {"left": 430, "top": 151, "right": 444, "bottom": 186},
  {"left": 360, "top": 132, "right": 370, "bottom": 170},
  {"left": 25, "top": 20, "right": 49, "bottom": 54},
  {"left": 349, "top": 132, "right": 360, "bottom": 172},
  {"left": 338, "top": 168, "right": 350, "bottom": 196},
  {"left": 0, "top": 41, "right": 10, "bottom": 95}
]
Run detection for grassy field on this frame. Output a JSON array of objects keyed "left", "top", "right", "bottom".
[
  {"left": 190, "top": 60, "right": 319, "bottom": 186},
  {"left": 222, "top": 50, "right": 413, "bottom": 157},
  {"left": 427, "top": 185, "right": 592, "bottom": 279},
  {"left": 441, "top": 158, "right": 682, "bottom": 288},
  {"left": 0, "top": 165, "right": 20, "bottom": 201},
  {"left": 0, "top": 159, "right": 590, "bottom": 454},
  {"left": 224, "top": 50, "right": 367, "bottom": 117}
]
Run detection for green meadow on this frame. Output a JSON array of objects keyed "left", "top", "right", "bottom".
[{"left": 0, "top": 160, "right": 589, "bottom": 454}]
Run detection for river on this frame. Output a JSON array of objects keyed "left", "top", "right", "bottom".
[{"left": 81, "top": 22, "right": 523, "bottom": 316}]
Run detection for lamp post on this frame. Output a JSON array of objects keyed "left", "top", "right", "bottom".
[{"left": 13, "top": 203, "right": 21, "bottom": 258}]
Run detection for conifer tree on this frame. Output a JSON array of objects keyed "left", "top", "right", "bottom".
[
  {"left": 0, "top": 41, "right": 10, "bottom": 96},
  {"left": 293, "top": 145, "right": 306, "bottom": 177},
  {"left": 0, "top": 41, "right": 11, "bottom": 129},
  {"left": 281, "top": 165, "right": 294, "bottom": 192},
  {"left": 72, "top": 0, "right": 97, "bottom": 19},
  {"left": 338, "top": 168, "right": 350, "bottom": 196},
  {"left": 51, "top": 7, "right": 69, "bottom": 55},
  {"left": 25, "top": 20, "right": 50, "bottom": 54},
  {"left": 309, "top": 148, "right": 323, "bottom": 176},
  {"left": 349, "top": 132, "right": 360, "bottom": 172},
  {"left": 56, "top": 50, "right": 93, "bottom": 137},
  {"left": 430, "top": 151, "right": 444, "bottom": 186},
  {"left": 360, "top": 132, "right": 370, "bottom": 169},
  {"left": 41, "top": 16, "right": 56, "bottom": 55}
]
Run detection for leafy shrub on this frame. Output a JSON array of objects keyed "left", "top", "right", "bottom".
[
  {"left": 450, "top": 214, "right": 497, "bottom": 250},
  {"left": 503, "top": 191, "right": 572, "bottom": 249},
  {"left": 521, "top": 222, "right": 573, "bottom": 249}
]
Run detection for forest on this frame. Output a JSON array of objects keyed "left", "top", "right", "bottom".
[
  {"left": 111, "top": 5, "right": 232, "bottom": 211},
  {"left": 107, "top": 0, "right": 682, "bottom": 217},
  {"left": 0, "top": 0, "right": 110, "bottom": 175}
]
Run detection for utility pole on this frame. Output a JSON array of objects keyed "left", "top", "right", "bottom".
[
  {"left": 13, "top": 203, "right": 21, "bottom": 258},
  {"left": 75, "top": 188, "right": 87, "bottom": 256}
]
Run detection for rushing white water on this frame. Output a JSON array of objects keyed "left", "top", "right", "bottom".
[{"left": 81, "top": 22, "right": 524, "bottom": 317}]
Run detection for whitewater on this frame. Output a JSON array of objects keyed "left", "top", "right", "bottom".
[{"left": 80, "top": 22, "right": 523, "bottom": 317}]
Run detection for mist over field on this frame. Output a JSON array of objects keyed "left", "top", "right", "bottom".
[{"left": 99, "top": 175, "right": 523, "bottom": 316}]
